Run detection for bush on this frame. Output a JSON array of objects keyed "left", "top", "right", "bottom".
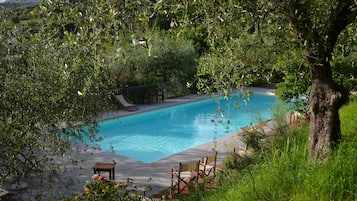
[
  {"left": 111, "top": 32, "right": 198, "bottom": 87},
  {"left": 243, "top": 129, "right": 265, "bottom": 151},
  {"left": 222, "top": 153, "right": 256, "bottom": 171},
  {"left": 182, "top": 100, "right": 357, "bottom": 201},
  {"left": 65, "top": 175, "right": 153, "bottom": 201}
]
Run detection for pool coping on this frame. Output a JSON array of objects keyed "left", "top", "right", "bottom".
[
  {"left": 17, "top": 87, "right": 276, "bottom": 200},
  {"left": 87, "top": 87, "right": 276, "bottom": 195},
  {"left": 97, "top": 87, "right": 276, "bottom": 121}
]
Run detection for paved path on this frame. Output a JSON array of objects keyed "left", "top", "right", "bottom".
[{"left": 17, "top": 87, "right": 275, "bottom": 200}]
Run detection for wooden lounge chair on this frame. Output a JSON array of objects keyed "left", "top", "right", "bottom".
[
  {"left": 114, "top": 94, "right": 137, "bottom": 111},
  {"left": 200, "top": 151, "right": 218, "bottom": 177},
  {"left": 171, "top": 160, "right": 200, "bottom": 194}
]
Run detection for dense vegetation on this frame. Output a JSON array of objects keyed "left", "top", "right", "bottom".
[
  {"left": 61, "top": 95, "right": 357, "bottom": 200},
  {"left": 180, "top": 96, "right": 357, "bottom": 201},
  {"left": 0, "top": 0, "right": 356, "bottom": 200}
]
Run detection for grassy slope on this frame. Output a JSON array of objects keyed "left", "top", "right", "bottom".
[{"left": 182, "top": 98, "right": 357, "bottom": 201}]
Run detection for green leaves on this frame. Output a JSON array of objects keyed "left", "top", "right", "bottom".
[
  {"left": 274, "top": 50, "right": 311, "bottom": 98},
  {"left": 0, "top": 0, "right": 119, "bottom": 192},
  {"left": 161, "top": 0, "right": 284, "bottom": 96},
  {"left": 112, "top": 32, "right": 198, "bottom": 86}
]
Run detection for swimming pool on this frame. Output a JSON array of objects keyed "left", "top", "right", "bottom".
[{"left": 96, "top": 92, "right": 278, "bottom": 163}]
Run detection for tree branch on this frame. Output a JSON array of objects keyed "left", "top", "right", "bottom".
[{"left": 324, "top": 0, "right": 357, "bottom": 54}]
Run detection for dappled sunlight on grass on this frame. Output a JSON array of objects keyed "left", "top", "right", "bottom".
[{"left": 180, "top": 98, "right": 357, "bottom": 201}]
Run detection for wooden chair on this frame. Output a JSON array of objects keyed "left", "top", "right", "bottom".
[
  {"left": 171, "top": 160, "right": 200, "bottom": 194},
  {"left": 200, "top": 151, "right": 218, "bottom": 177}
]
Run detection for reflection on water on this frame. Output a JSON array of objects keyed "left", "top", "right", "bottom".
[{"left": 96, "top": 93, "right": 278, "bottom": 163}]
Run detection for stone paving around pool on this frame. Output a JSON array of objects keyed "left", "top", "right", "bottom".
[{"left": 12, "top": 87, "right": 275, "bottom": 200}]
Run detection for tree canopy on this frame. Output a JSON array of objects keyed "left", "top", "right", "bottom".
[
  {"left": 0, "top": 0, "right": 120, "bottom": 191},
  {"left": 0, "top": 0, "right": 356, "bottom": 199},
  {"left": 157, "top": 0, "right": 357, "bottom": 159}
]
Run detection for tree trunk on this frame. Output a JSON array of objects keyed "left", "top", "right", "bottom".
[
  {"left": 282, "top": 0, "right": 356, "bottom": 160},
  {"left": 308, "top": 59, "right": 348, "bottom": 160}
]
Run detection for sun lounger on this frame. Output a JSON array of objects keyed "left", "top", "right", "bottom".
[
  {"left": 0, "top": 187, "right": 9, "bottom": 197},
  {"left": 114, "top": 94, "right": 137, "bottom": 111}
]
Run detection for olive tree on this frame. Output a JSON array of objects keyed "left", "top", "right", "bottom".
[
  {"left": 272, "top": 1, "right": 356, "bottom": 159},
  {"left": 0, "top": 0, "right": 124, "bottom": 195},
  {"left": 156, "top": 0, "right": 280, "bottom": 94},
  {"left": 157, "top": 0, "right": 357, "bottom": 160}
]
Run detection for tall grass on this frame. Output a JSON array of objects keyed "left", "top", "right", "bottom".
[
  {"left": 181, "top": 97, "right": 357, "bottom": 201},
  {"left": 293, "top": 96, "right": 357, "bottom": 200},
  {"left": 222, "top": 126, "right": 309, "bottom": 201},
  {"left": 292, "top": 140, "right": 357, "bottom": 200},
  {"left": 339, "top": 95, "right": 357, "bottom": 141}
]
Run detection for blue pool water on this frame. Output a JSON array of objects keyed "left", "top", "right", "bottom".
[{"left": 96, "top": 93, "right": 278, "bottom": 163}]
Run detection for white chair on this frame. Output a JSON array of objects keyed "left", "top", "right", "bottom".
[{"left": 114, "top": 94, "right": 137, "bottom": 111}]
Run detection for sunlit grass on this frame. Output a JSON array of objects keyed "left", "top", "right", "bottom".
[
  {"left": 340, "top": 95, "right": 357, "bottom": 141},
  {"left": 181, "top": 96, "right": 357, "bottom": 201}
]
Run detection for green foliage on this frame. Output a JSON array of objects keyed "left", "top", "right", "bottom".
[
  {"left": 274, "top": 50, "right": 311, "bottom": 112},
  {"left": 159, "top": 0, "right": 284, "bottom": 95},
  {"left": 269, "top": 102, "right": 291, "bottom": 135},
  {"left": 222, "top": 153, "right": 256, "bottom": 172},
  {"left": 243, "top": 130, "right": 265, "bottom": 151},
  {"left": 274, "top": 23, "right": 357, "bottom": 110},
  {"left": 348, "top": 94, "right": 357, "bottom": 103},
  {"left": 331, "top": 55, "right": 357, "bottom": 92},
  {"left": 182, "top": 100, "right": 357, "bottom": 201},
  {"left": 1, "top": 0, "right": 355, "bottom": 199},
  {"left": 112, "top": 32, "right": 198, "bottom": 86},
  {"left": 291, "top": 140, "right": 357, "bottom": 201},
  {"left": 64, "top": 176, "right": 152, "bottom": 201},
  {"left": 0, "top": 0, "right": 118, "bottom": 195},
  {"left": 339, "top": 94, "right": 357, "bottom": 141},
  {"left": 196, "top": 34, "right": 276, "bottom": 96},
  {"left": 0, "top": 5, "right": 41, "bottom": 31},
  {"left": 332, "top": 23, "right": 357, "bottom": 92},
  {"left": 240, "top": 102, "right": 290, "bottom": 152},
  {"left": 196, "top": 48, "right": 247, "bottom": 96}
]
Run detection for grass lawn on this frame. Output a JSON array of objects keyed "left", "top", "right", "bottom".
[{"left": 179, "top": 96, "right": 357, "bottom": 201}]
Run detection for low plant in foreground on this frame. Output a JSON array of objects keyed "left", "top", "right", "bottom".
[{"left": 64, "top": 175, "right": 153, "bottom": 201}]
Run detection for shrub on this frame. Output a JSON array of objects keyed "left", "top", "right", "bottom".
[
  {"left": 222, "top": 153, "right": 256, "bottom": 171},
  {"left": 182, "top": 100, "right": 357, "bottom": 201},
  {"left": 243, "top": 129, "right": 265, "bottom": 151},
  {"left": 65, "top": 175, "right": 153, "bottom": 201},
  {"left": 111, "top": 32, "right": 198, "bottom": 87},
  {"left": 270, "top": 102, "right": 290, "bottom": 136}
]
